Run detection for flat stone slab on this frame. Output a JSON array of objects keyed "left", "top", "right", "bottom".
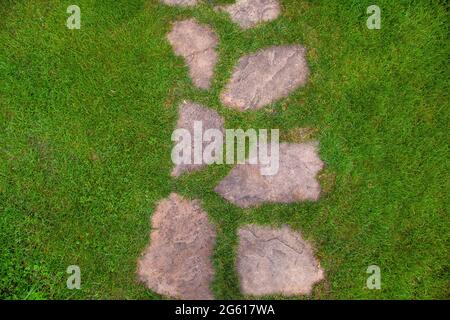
[
  {"left": 168, "top": 19, "right": 219, "bottom": 89},
  {"left": 215, "top": 142, "right": 323, "bottom": 208},
  {"left": 217, "top": 0, "right": 280, "bottom": 29},
  {"left": 171, "top": 101, "right": 225, "bottom": 177},
  {"left": 221, "top": 45, "right": 309, "bottom": 111},
  {"left": 137, "top": 193, "right": 216, "bottom": 300},
  {"left": 237, "top": 224, "right": 324, "bottom": 296},
  {"left": 162, "top": 0, "right": 198, "bottom": 6}
]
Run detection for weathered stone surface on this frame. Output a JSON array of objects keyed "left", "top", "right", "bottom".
[
  {"left": 137, "top": 193, "right": 216, "bottom": 300},
  {"left": 221, "top": 45, "right": 309, "bottom": 111},
  {"left": 215, "top": 142, "right": 323, "bottom": 208},
  {"left": 217, "top": 0, "right": 280, "bottom": 29},
  {"left": 168, "top": 19, "right": 219, "bottom": 89},
  {"left": 237, "top": 224, "right": 324, "bottom": 296},
  {"left": 171, "top": 101, "right": 225, "bottom": 177},
  {"left": 162, "top": 0, "right": 198, "bottom": 7}
]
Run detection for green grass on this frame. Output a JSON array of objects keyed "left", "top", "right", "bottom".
[{"left": 0, "top": 0, "right": 448, "bottom": 299}]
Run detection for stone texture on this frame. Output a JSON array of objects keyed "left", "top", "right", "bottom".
[
  {"left": 171, "top": 101, "right": 225, "bottom": 177},
  {"left": 162, "top": 0, "right": 198, "bottom": 7},
  {"left": 137, "top": 193, "right": 216, "bottom": 300},
  {"left": 215, "top": 142, "right": 323, "bottom": 208},
  {"left": 168, "top": 19, "right": 219, "bottom": 89},
  {"left": 221, "top": 45, "right": 309, "bottom": 111},
  {"left": 237, "top": 224, "right": 324, "bottom": 296},
  {"left": 217, "top": 0, "right": 280, "bottom": 29}
]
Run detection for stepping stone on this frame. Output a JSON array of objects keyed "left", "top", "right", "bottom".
[
  {"left": 137, "top": 193, "right": 216, "bottom": 300},
  {"left": 237, "top": 224, "right": 324, "bottom": 296},
  {"left": 221, "top": 45, "right": 309, "bottom": 111},
  {"left": 216, "top": 0, "right": 280, "bottom": 29},
  {"left": 162, "top": 0, "right": 198, "bottom": 6},
  {"left": 171, "top": 101, "right": 225, "bottom": 177},
  {"left": 168, "top": 19, "right": 219, "bottom": 89},
  {"left": 215, "top": 142, "right": 323, "bottom": 208}
]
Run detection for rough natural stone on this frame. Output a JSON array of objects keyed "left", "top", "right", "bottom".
[
  {"left": 215, "top": 142, "right": 323, "bottom": 208},
  {"left": 137, "top": 193, "right": 216, "bottom": 300},
  {"left": 217, "top": 0, "right": 280, "bottom": 29},
  {"left": 168, "top": 19, "right": 219, "bottom": 89},
  {"left": 162, "top": 0, "right": 198, "bottom": 7},
  {"left": 171, "top": 101, "right": 225, "bottom": 177},
  {"left": 221, "top": 45, "right": 309, "bottom": 111},
  {"left": 237, "top": 224, "right": 324, "bottom": 296}
]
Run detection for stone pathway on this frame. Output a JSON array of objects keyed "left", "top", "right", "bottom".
[
  {"left": 162, "top": 0, "right": 198, "bottom": 7},
  {"left": 216, "top": 0, "right": 280, "bottom": 29},
  {"left": 215, "top": 142, "right": 324, "bottom": 208},
  {"left": 138, "top": 193, "right": 216, "bottom": 300},
  {"left": 168, "top": 19, "right": 219, "bottom": 89},
  {"left": 172, "top": 101, "right": 225, "bottom": 177},
  {"left": 221, "top": 45, "right": 309, "bottom": 111},
  {"left": 237, "top": 225, "right": 324, "bottom": 296},
  {"left": 138, "top": 1, "right": 328, "bottom": 299}
]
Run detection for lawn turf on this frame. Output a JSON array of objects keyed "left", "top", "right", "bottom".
[{"left": 0, "top": 0, "right": 448, "bottom": 299}]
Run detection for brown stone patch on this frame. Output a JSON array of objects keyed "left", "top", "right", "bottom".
[
  {"left": 167, "top": 19, "right": 219, "bottom": 89},
  {"left": 215, "top": 142, "right": 324, "bottom": 208},
  {"left": 220, "top": 45, "right": 310, "bottom": 111},
  {"left": 137, "top": 193, "right": 216, "bottom": 300},
  {"left": 237, "top": 224, "right": 324, "bottom": 296},
  {"left": 216, "top": 0, "right": 280, "bottom": 29},
  {"left": 171, "top": 101, "right": 225, "bottom": 177}
]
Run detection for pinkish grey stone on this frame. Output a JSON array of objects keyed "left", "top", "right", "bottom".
[
  {"left": 221, "top": 45, "right": 309, "bottom": 111},
  {"left": 162, "top": 0, "right": 198, "bottom": 6},
  {"left": 215, "top": 142, "right": 324, "bottom": 208},
  {"left": 167, "top": 19, "right": 219, "bottom": 89},
  {"left": 237, "top": 224, "right": 324, "bottom": 296},
  {"left": 217, "top": 0, "right": 280, "bottom": 29},
  {"left": 171, "top": 101, "right": 225, "bottom": 177},
  {"left": 137, "top": 193, "right": 216, "bottom": 300}
]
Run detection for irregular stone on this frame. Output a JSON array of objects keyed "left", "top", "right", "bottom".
[
  {"left": 137, "top": 193, "right": 216, "bottom": 300},
  {"left": 168, "top": 19, "right": 219, "bottom": 89},
  {"left": 221, "top": 45, "right": 309, "bottom": 111},
  {"left": 171, "top": 101, "right": 225, "bottom": 177},
  {"left": 217, "top": 0, "right": 280, "bottom": 29},
  {"left": 215, "top": 142, "right": 323, "bottom": 208},
  {"left": 237, "top": 224, "right": 324, "bottom": 296},
  {"left": 162, "top": 0, "right": 198, "bottom": 7}
]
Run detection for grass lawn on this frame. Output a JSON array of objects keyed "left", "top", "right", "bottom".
[{"left": 0, "top": 0, "right": 448, "bottom": 299}]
